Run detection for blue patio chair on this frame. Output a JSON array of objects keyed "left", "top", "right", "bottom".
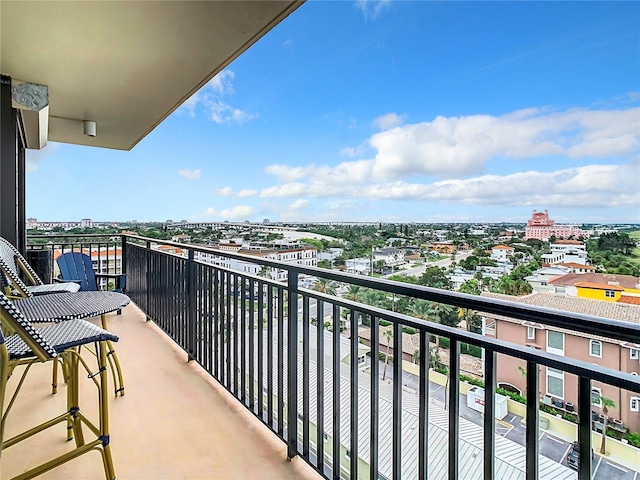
[
  {"left": 0, "top": 237, "right": 80, "bottom": 298},
  {"left": 0, "top": 291, "right": 118, "bottom": 479},
  {"left": 56, "top": 251, "right": 126, "bottom": 293}
]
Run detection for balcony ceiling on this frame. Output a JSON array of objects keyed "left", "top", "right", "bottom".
[{"left": 0, "top": 1, "right": 302, "bottom": 150}]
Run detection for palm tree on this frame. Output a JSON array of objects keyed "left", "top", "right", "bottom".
[
  {"left": 362, "top": 288, "right": 384, "bottom": 308},
  {"left": 427, "top": 301, "right": 458, "bottom": 354},
  {"left": 461, "top": 308, "right": 482, "bottom": 333},
  {"left": 343, "top": 285, "right": 364, "bottom": 325},
  {"left": 382, "top": 327, "right": 393, "bottom": 381},
  {"left": 343, "top": 285, "right": 363, "bottom": 302},
  {"left": 597, "top": 395, "right": 616, "bottom": 454},
  {"left": 409, "top": 299, "right": 431, "bottom": 320},
  {"left": 312, "top": 278, "right": 337, "bottom": 295}
]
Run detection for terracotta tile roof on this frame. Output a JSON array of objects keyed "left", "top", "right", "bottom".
[
  {"left": 556, "top": 262, "right": 596, "bottom": 270},
  {"left": 618, "top": 295, "right": 640, "bottom": 305},
  {"left": 575, "top": 282, "right": 624, "bottom": 291},
  {"left": 480, "top": 292, "right": 640, "bottom": 344},
  {"left": 548, "top": 272, "right": 640, "bottom": 289},
  {"left": 493, "top": 245, "right": 514, "bottom": 250},
  {"left": 359, "top": 326, "right": 421, "bottom": 355}
]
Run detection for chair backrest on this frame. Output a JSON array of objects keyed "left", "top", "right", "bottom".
[
  {"left": 0, "top": 291, "right": 57, "bottom": 361},
  {"left": 56, "top": 252, "right": 98, "bottom": 291},
  {"left": 0, "top": 239, "right": 37, "bottom": 297}
]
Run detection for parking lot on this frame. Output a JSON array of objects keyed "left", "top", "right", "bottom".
[{"left": 381, "top": 362, "right": 638, "bottom": 479}]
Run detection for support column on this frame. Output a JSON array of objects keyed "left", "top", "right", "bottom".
[{"left": 0, "top": 74, "right": 20, "bottom": 249}]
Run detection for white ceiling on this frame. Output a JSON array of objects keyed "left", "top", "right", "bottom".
[{"left": 1, "top": 1, "right": 302, "bottom": 150}]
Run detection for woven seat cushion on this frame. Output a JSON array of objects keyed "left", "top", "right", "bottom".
[
  {"left": 5, "top": 319, "right": 119, "bottom": 359},
  {"left": 27, "top": 283, "right": 81, "bottom": 295},
  {"left": 14, "top": 291, "right": 130, "bottom": 323}
]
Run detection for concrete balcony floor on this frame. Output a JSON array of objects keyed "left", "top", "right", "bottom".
[{"left": 2, "top": 303, "right": 320, "bottom": 480}]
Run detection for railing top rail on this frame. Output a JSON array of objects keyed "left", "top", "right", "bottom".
[
  {"left": 27, "top": 233, "right": 124, "bottom": 240},
  {"left": 124, "top": 234, "right": 640, "bottom": 346},
  {"left": 300, "top": 288, "right": 640, "bottom": 394}
]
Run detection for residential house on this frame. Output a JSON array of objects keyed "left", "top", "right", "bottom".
[
  {"left": 358, "top": 325, "right": 421, "bottom": 363},
  {"left": 373, "top": 247, "right": 405, "bottom": 268},
  {"left": 344, "top": 257, "right": 371, "bottom": 275},
  {"left": 490, "top": 245, "right": 515, "bottom": 262},
  {"left": 171, "top": 233, "right": 192, "bottom": 243},
  {"left": 430, "top": 242, "right": 456, "bottom": 254},
  {"left": 523, "top": 266, "right": 571, "bottom": 293},
  {"left": 542, "top": 240, "right": 588, "bottom": 266},
  {"left": 548, "top": 273, "right": 640, "bottom": 302},
  {"left": 482, "top": 292, "right": 640, "bottom": 433}
]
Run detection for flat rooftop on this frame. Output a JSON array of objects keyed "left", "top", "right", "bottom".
[{"left": 1, "top": 303, "right": 319, "bottom": 480}]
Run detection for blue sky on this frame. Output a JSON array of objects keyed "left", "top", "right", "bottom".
[{"left": 27, "top": 1, "right": 640, "bottom": 224}]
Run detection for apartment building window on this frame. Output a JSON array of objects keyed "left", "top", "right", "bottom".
[
  {"left": 546, "top": 367, "right": 564, "bottom": 399},
  {"left": 631, "top": 348, "right": 639, "bottom": 360},
  {"left": 527, "top": 326, "right": 536, "bottom": 340},
  {"left": 589, "top": 340, "right": 602, "bottom": 358},
  {"left": 547, "top": 331, "right": 564, "bottom": 356},
  {"left": 605, "top": 290, "right": 616, "bottom": 298},
  {"left": 631, "top": 397, "right": 640, "bottom": 412},
  {"left": 591, "top": 387, "right": 602, "bottom": 406}
]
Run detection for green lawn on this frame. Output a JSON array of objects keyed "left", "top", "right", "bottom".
[{"left": 629, "top": 230, "right": 640, "bottom": 265}]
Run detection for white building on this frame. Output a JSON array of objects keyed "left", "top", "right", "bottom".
[
  {"left": 344, "top": 257, "right": 372, "bottom": 275},
  {"left": 524, "top": 266, "right": 571, "bottom": 293},
  {"left": 490, "top": 245, "right": 515, "bottom": 262},
  {"left": 373, "top": 247, "right": 404, "bottom": 267},
  {"left": 541, "top": 240, "right": 588, "bottom": 266},
  {"left": 194, "top": 244, "right": 317, "bottom": 282}
]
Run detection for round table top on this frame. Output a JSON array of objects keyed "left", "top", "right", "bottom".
[{"left": 14, "top": 291, "right": 130, "bottom": 323}]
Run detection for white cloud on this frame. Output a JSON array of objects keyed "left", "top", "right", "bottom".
[
  {"left": 355, "top": 0, "right": 392, "bottom": 20},
  {"left": 195, "top": 207, "right": 217, "bottom": 218},
  {"left": 340, "top": 147, "right": 356, "bottom": 157},
  {"left": 265, "top": 106, "right": 640, "bottom": 182},
  {"left": 372, "top": 112, "right": 405, "bottom": 130},
  {"left": 206, "top": 70, "right": 235, "bottom": 95},
  {"left": 219, "top": 205, "right": 256, "bottom": 220},
  {"left": 214, "top": 187, "right": 258, "bottom": 198},
  {"left": 259, "top": 161, "right": 639, "bottom": 209},
  {"left": 177, "top": 69, "right": 257, "bottom": 124},
  {"left": 288, "top": 199, "right": 309, "bottom": 211},
  {"left": 178, "top": 169, "right": 201, "bottom": 180},
  {"left": 26, "top": 143, "right": 60, "bottom": 173}
]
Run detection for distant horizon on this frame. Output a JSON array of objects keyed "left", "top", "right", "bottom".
[
  {"left": 26, "top": 2, "right": 639, "bottom": 224},
  {"left": 26, "top": 217, "right": 640, "bottom": 228}
]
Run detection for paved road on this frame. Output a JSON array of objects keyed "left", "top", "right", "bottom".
[{"left": 387, "top": 251, "right": 472, "bottom": 278}]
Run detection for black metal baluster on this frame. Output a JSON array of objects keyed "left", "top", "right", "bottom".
[
  {"left": 525, "top": 361, "right": 539, "bottom": 480},
  {"left": 448, "top": 338, "right": 460, "bottom": 480}
]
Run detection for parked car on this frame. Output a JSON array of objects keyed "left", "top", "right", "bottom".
[{"left": 566, "top": 441, "right": 594, "bottom": 470}]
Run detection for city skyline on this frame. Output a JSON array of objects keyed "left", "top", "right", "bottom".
[{"left": 26, "top": 1, "right": 640, "bottom": 224}]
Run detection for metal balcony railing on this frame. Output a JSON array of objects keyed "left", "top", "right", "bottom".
[{"left": 27, "top": 234, "right": 640, "bottom": 480}]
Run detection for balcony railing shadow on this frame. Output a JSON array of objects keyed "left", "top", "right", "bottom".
[{"left": 1, "top": 303, "right": 320, "bottom": 480}]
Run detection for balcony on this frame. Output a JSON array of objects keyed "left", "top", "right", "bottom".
[
  {"left": 2, "top": 302, "right": 319, "bottom": 480},
  {"left": 3, "top": 234, "right": 640, "bottom": 480}
]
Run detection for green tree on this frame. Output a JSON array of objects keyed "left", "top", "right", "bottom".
[
  {"left": 312, "top": 278, "right": 337, "bottom": 295},
  {"left": 461, "top": 308, "right": 482, "bottom": 332},
  {"left": 597, "top": 395, "right": 616, "bottom": 455},
  {"left": 343, "top": 285, "right": 363, "bottom": 302},
  {"left": 459, "top": 279, "right": 481, "bottom": 295},
  {"left": 424, "top": 301, "right": 459, "bottom": 354},
  {"left": 420, "top": 266, "right": 452, "bottom": 290}
]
